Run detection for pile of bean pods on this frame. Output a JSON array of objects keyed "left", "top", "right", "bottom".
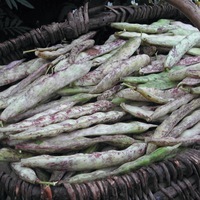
[{"left": 0, "top": 19, "right": 200, "bottom": 185}]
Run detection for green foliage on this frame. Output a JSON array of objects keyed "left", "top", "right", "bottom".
[
  {"left": 5, "top": 0, "right": 34, "bottom": 9},
  {"left": 0, "top": 17, "right": 30, "bottom": 36},
  {"left": 0, "top": 0, "right": 33, "bottom": 41},
  {"left": 0, "top": 8, "right": 31, "bottom": 42}
]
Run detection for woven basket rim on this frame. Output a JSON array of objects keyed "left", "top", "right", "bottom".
[{"left": 0, "top": 148, "right": 200, "bottom": 200}]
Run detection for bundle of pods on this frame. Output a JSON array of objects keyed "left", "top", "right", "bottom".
[{"left": 0, "top": 19, "right": 200, "bottom": 185}]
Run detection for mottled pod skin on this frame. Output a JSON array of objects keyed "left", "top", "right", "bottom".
[
  {"left": 9, "top": 110, "right": 126, "bottom": 140},
  {"left": 0, "top": 61, "right": 94, "bottom": 122},
  {"left": 20, "top": 143, "right": 146, "bottom": 171}
]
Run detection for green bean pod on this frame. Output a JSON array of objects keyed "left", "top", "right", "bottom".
[
  {"left": 21, "top": 143, "right": 146, "bottom": 171},
  {"left": 120, "top": 103, "right": 154, "bottom": 121},
  {"left": 178, "top": 55, "right": 200, "bottom": 66},
  {"left": 169, "top": 109, "right": 200, "bottom": 138},
  {"left": 1, "top": 100, "right": 113, "bottom": 133},
  {"left": 1, "top": 61, "right": 94, "bottom": 122},
  {"left": 91, "top": 54, "right": 150, "bottom": 93},
  {"left": 178, "top": 77, "right": 200, "bottom": 87},
  {"left": 135, "top": 86, "right": 186, "bottom": 104},
  {"left": 111, "top": 23, "right": 176, "bottom": 34},
  {"left": 8, "top": 110, "right": 126, "bottom": 140},
  {"left": 164, "top": 32, "right": 200, "bottom": 69},
  {"left": 35, "top": 31, "right": 97, "bottom": 60},
  {"left": 112, "top": 144, "right": 181, "bottom": 175},
  {"left": 74, "top": 37, "right": 142, "bottom": 87},
  {"left": 191, "top": 86, "right": 200, "bottom": 94},
  {"left": 180, "top": 122, "right": 200, "bottom": 138},
  {"left": 168, "top": 63, "right": 200, "bottom": 81},
  {"left": 11, "top": 162, "right": 40, "bottom": 184},
  {"left": 149, "top": 94, "right": 195, "bottom": 122},
  {"left": 115, "top": 88, "right": 149, "bottom": 101},
  {"left": 15, "top": 135, "right": 135, "bottom": 154},
  {"left": 66, "top": 121, "right": 157, "bottom": 139},
  {"left": 147, "top": 98, "right": 200, "bottom": 154},
  {"left": 145, "top": 136, "right": 200, "bottom": 147},
  {"left": 68, "top": 167, "right": 115, "bottom": 184}
]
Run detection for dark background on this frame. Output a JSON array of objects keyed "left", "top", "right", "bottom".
[{"left": 0, "top": 0, "right": 156, "bottom": 42}]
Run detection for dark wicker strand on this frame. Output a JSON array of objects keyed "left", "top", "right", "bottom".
[
  {"left": 0, "top": 3, "right": 185, "bottom": 65},
  {"left": 1, "top": 149, "right": 200, "bottom": 200}
]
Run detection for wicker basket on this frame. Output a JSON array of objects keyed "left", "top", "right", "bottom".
[
  {"left": 0, "top": 3, "right": 199, "bottom": 200},
  {"left": 0, "top": 3, "right": 186, "bottom": 65},
  {"left": 0, "top": 149, "right": 200, "bottom": 199}
]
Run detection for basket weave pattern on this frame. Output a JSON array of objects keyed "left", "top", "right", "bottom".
[
  {"left": 0, "top": 149, "right": 199, "bottom": 200},
  {"left": 0, "top": 3, "right": 185, "bottom": 65},
  {"left": 0, "top": 3, "right": 198, "bottom": 200}
]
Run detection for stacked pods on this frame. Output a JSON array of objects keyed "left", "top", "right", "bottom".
[{"left": 0, "top": 19, "right": 199, "bottom": 185}]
